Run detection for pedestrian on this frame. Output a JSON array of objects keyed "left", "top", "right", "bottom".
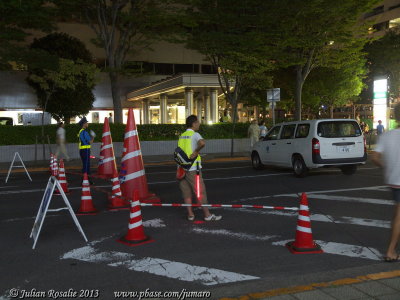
[
  {"left": 377, "top": 120, "right": 385, "bottom": 136},
  {"left": 55, "top": 122, "right": 70, "bottom": 161},
  {"left": 177, "top": 115, "right": 222, "bottom": 221},
  {"left": 248, "top": 119, "right": 260, "bottom": 147},
  {"left": 359, "top": 121, "right": 365, "bottom": 133},
  {"left": 259, "top": 120, "right": 268, "bottom": 140},
  {"left": 77, "top": 117, "right": 94, "bottom": 184},
  {"left": 108, "top": 112, "right": 113, "bottom": 124},
  {"left": 371, "top": 103, "right": 400, "bottom": 262}
]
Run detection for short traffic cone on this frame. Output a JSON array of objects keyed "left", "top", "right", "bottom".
[
  {"left": 98, "top": 117, "right": 117, "bottom": 179},
  {"left": 49, "top": 153, "right": 54, "bottom": 174},
  {"left": 54, "top": 159, "right": 69, "bottom": 195},
  {"left": 52, "top": 157, "right": 59, "bottom": 177},
  {"left": 118, "top": 190, "right": 153, "bottom": 246},
  {"left": 119, "top": 108, "right": 160, "bottom": 203},
  {"left": 108, "top": 170, "right": 129, "bottom": 210},
  {"left": 77, "top": 173, "right": 97, "bottom": 215},
  {"left": 286, "top": 193, "right": 323, "bottom": 254}
]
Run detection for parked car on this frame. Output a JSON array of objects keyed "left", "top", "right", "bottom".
[
  {"left": 251, "top": 119, "right": 367, "bottom": 177},
  {"left": 0, "top": 117, "right": 13, "bottom": 125}
]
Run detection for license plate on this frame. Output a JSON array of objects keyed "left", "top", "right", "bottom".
[{"left": 337, "top": 146, "right": 351, "bottom": 153}]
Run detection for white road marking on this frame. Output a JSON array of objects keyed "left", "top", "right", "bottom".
[
  {"left": 231, "top": 208, "right": 390, "bottom": 229},
  {"left": 142, "top": 218, "right": 166, "bottom": 228},
  {"left": 272, "top": 240, "right": 381, "bottom": 260},
  {"left": 192, "top": 228, "right": 279, "bottom": 241},
  {"left": 61, "top": 246, "right": 259, "bottom": 285},
  {"left": 146, "top": 166, "right": 251, "bottom": 175}
]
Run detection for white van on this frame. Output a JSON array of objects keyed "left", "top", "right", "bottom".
[{"left": 251, "top": 119, "right": 367, "bottom": 177}]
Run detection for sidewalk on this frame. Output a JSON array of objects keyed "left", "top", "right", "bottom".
[{"left": 222, "top": 270, "right": 400, "bottom": 300}]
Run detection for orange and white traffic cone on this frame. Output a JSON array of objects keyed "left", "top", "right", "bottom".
[
  {"left": 118, "top": 190, "right": 153, "bottom": 246},
  {"left": 49, "top": 153, "right": 54, "bottom": 174},
  {"left": 286, "top": 193, "right": 323, "bottom": 254},
  {"left": 54, "top": 159, "right": 69, "bottom": 195},
  {"left": 77, "top": 173, "right": 97, "bottom": 215},
  {"left": 52, "top": 156, "right": 59, "bottom": 177},
  {"left": 108, "top": 170, "right": 129, "bottom": 211},
  {"left": 119, "top": 108, "right": 160, "bottom": 203},
  {"left": 98, "top": 117, "right": 117, "bottom": 179}
]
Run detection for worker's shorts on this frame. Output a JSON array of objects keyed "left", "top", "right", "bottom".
[{"left": 179, "top": 170, "right": 208, "bottom": 203}]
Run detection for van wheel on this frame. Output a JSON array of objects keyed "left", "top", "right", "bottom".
[
  {"left": 340, "top": 165, "right": 357, "bottom": 175},
  {"left": 292, "top": 155, "right": 308, "bottom": 177},
  {"left": 251, "top": 152, "right": 263, "bottom": 170}
]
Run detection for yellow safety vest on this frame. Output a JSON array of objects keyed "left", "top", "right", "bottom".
[
  {"left": 178, "top": 130, "right": 201, "bottom": 165},
  {"left": 77, "top": 128, "right": 91, "bottom": 149}
]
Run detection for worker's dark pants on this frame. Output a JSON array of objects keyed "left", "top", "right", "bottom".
[{"left": 80, "top": 148, "right": 91, "bottom": 174}]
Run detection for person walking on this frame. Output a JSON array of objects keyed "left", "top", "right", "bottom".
[
  {"left": 177, "top": 115, "right": 222, "bottom": 222},
  {"left": 371, "top": 103, "right": 400, "bottom": 262},
  {"left": 108, "top": 112, "right": 114, "bottom": 124},
  {"left": 248, "top": 119, "right": 260, "bottom": 147},
  {"left": 55, "top": 122, "right": 70, "bottom": 161},
  {"left": 377, "top": 120, "right": 385, "bottom": 136},
  {"left": 259, "top": 120, "right": 268, "bottom": 140},
  {"left": 77, "top": 117, "right": 94, "bottom": 184}
]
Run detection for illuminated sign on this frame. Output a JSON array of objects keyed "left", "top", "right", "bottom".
[{"left": 373, "top": 79, "right": 387, "bottom": 129}]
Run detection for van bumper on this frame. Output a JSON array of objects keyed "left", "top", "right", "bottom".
[{"left": 312, "top": 152, "right": 367, "bottom": 165}]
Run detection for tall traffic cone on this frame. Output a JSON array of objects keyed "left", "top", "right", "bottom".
[
  {"left": 108, "top": 170, "right": 129, "bottom": 210},
  {"left": 77, "top": 173, "right": 97, "bottom": 215},
  {"left": 118, "top": 190, "right": 153, "bottom": 246},
  {"left": 119, "top": 108, "right": 160, "bottom": 203},
  {"left": 98, "top": 117, "right": 117, "bottom": 178},
  {"left": 52, "top": 156, "right": 59, "bottom": 177},
  {"left": 286, "top": 193, "right": 323, "bottom": 254},
  {"left": 54, "top": 159, "right": 70, "bottom": 195},
  {"left": 49, "top": 153, "right": 54, "bottom": 174}
]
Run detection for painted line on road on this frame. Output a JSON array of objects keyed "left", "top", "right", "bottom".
[
  {"left": 146, "top": 165, "right": 252, "bottom": 175},
  {"left": 300, "top": 194, "right": 393, "bottom": 206},
  {"left": 230, "top": 207, "right": 390, "bottom": 229},
  {"left": 192, "top": 228, "right": 279, "bottom": 241},
  {"left": 220, "top": 270, "right": 400, "bottom": 300},
  {"left": 61, "top": 245, "right": 259, "bottom": 285}
]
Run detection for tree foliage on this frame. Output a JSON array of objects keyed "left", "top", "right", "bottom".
[
  {"left": 0, "top": 0, "right": 54, "bottom": 69},
  {"left": 27, "top": 33, "right": 98, "bottom": 124}
]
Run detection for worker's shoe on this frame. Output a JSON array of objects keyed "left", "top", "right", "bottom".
[{"left": 204, "top": 214, "right": 222, "bottom": 221}]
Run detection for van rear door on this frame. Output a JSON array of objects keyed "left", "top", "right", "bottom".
[{"left": 316, "top": 121, "right": 364, "bottom": 159}]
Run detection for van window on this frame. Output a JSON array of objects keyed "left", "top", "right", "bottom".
[
  {"left": 281, "top": 125, "right": 296, "bottom": 139},
  {"left": 317, "top": 121, "right": 361, "bottom": 138},
  {"left": 264, "top": 126, "right": 281, "bottom": 140},
  {"left": 295, "top": 124, "right": 310, "bottom": 138}
]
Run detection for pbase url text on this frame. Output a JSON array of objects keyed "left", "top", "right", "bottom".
[{"left": 113, "top": 288, "right": 211, "bottom": 300}]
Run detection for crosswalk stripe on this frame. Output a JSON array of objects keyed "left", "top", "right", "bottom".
[
  {"left": 61, "top": 246, "right": 259, "bottom": 285},
  {"left": 272, "top": 240, "right": 381, "bottom": 260}
]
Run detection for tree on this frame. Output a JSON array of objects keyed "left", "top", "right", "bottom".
[
  {"left": 28, "top": 33, "right": 98, "bottom": 123},
  {"left": 267, "top": 0, "right": 380, "bottom": 120},
  {"left": 52, "top": 0, "right": 169, "bottom": 123},
  {"left": 173, "top": 0, "right": 275, "bottom": 155},
  {"left": 0, "top": 0, "right": 54, "bottom": 69},
  {"left": 365, "top": 28, "right": 400, "bottom": 100}
]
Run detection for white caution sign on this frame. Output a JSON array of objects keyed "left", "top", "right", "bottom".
[{"left": 30, "top": 176, "right": 88, "bottom": 249}]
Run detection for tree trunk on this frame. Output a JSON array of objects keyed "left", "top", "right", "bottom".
[
  {"left": 295, "top": 66, "right": 304, "bottom": 121},
  {"left": 330, "top": 106, "right": 334, "bottom": 118},
  {"left": 109, "top": 71, "right": 123, "bottom": 123}
]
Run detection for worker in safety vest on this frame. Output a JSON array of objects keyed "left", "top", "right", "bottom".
[
  {"left": 77, "top": 117, "right": 94, "bottom": 183},
  {"left": 178, "top": 115, "right": 222, "bottom": 222}
]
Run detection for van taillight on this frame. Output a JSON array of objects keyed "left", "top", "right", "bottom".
[{"left": 312, "top": 138, "right": 320, "bottom": 154}]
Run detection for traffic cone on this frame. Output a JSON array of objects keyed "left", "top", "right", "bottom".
[
  {"left": 286, "top": 193, "right": 323, "bottom": 254},
  {"left": 54, "top": 159, "right": 69, "bottom": 195},
  {"left": 119, "top": 108, "right": 160, "bottom": 203},
  {"left": 118, "top": 190, "right": 153, "bottom": 246},
  {"left": 49, "top": 153, "right": 54, "bottom": 174},
  {"left": 108, "top": 170, "right": 129, "bottom": 210},
  {"left": 98, "top": 117, "right": 117, "bottom": 179},
  {"left": 52, "top": 156, "right": 59, "bottom": 177},
  {"left": 77, "top": 173, "right": 97, "bottom": 215}
]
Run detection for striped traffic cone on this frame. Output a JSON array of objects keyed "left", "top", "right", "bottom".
[
  {"left": 286, "top": 193, "right": 323, "bottom": 254},
  {"left": 108, "top": 170, "right": 129, "bottom": 210},
  {"left": 118, "top": 190, "right": 153, "bottom": 246},
  {"left": 77, "top": 173, "right": 97, "bottom": 215},
  {"left": 98, "top": 117, "right": 117, "bottom": 179},
  {"left": 119, "top": 108, "right": 160, "bottom": 203},
  {"left": 49, "top": 153, "right": 54, "bottom": 174},
  {"left": 52, "top": 157, "right": 59, "bottom": 177},
  {"left": 54, "top": 159, "right": 69, "bottom": 195}
]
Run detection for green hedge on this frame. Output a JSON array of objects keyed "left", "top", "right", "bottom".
[{"left": 0, "top": 123, "right": 253, "bottom": 145}]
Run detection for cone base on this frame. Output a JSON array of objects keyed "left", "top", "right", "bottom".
[
  {"left": 286, "top": 241, "right": 323, "bottom": 254},
  {"left": 139, "top": 194, "right": 161, "bottom": 204},
  {"left": 108, "top": 195, "right": 130, "bottom": 211},
  {"left": 117, "top": 235, "right": 154, "bottom": 247}
]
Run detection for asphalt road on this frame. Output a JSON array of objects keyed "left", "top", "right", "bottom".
[{"left": 0, "top": 158, "right": 398, "bottom": 300}]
